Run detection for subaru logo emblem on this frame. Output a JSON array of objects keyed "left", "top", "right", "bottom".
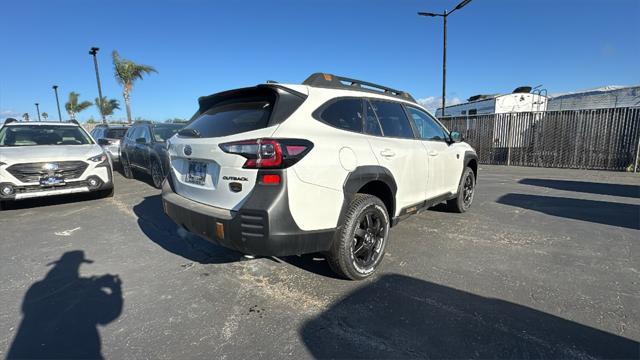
[
  {"left": 184, "top": 145, "right": 192, "bottom": 156},
  {"left": 43, "top": 163, "right": 59, "bottom": 171}
]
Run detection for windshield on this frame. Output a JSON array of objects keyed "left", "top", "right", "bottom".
[
  {"left": 152, "top": 124, "right": 183, "bottom": 142},
  {"left": 0, "top": 125, "right": 93, "bottom": 147},
  {"left": 105, "top": 128, "right": 128, "bottom": 139}
]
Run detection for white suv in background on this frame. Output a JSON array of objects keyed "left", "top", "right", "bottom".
[
  {"left": 162, "top": 73, "right": 478, "bottom": 280},
  {"left": 0, "top": 120, "right": 114, "bottom": 210}
]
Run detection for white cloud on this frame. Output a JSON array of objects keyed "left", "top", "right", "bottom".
[
  {"left": 416, "top": 96, "right": 463, "bottom": 113},
  {"left": 0, "top": 110, "right": 21, "bottom": 120}
]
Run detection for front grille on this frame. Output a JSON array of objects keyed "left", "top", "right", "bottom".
[{"left": 7, "top": 161, "right": 89, "bottom": 183}]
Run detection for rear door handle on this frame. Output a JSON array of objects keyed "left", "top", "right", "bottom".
[
  {"left": 380, "top": 149, "right": 396, "bottom": 158},
  {"left": 428, "top": 150, "right": 439, "bottom": 156}
]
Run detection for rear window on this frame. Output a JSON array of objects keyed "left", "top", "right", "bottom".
[
  {"left": 183, "top": 97, "right": 274, "bottom": 138},
  {"left": 105, "top": 128, "right": 128, "bottom": 139}
]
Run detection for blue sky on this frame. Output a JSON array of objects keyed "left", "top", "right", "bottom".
[{"left": 1, "top": 0, "right": 638, "bottom": 122}]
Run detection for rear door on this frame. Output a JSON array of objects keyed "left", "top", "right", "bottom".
[
  {"left": 406, "top": 106, "right": 460, "bottom": 198},
  {"left": 365, "top": 100, "right": 428, "bottom": 214},
  {"left": 168, "top": 86, "right": 303, "bottom": 211},
  {"left": 135, "top": 126, "right": 152, "bottom": 169}
]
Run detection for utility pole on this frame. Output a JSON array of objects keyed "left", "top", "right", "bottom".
[
  {"left": 89, "top": 47, "right": 106, "bottom": 124},
  {"left": 418, "top": 0, "right": 473, "bottom": 118},
  {"left": 35, "top": 103, "right": 41, "bottom": 121},
  {"left": 52, "top": 85, "right": 63, "bottom": 121}
]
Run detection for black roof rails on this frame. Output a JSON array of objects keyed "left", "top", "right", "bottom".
[
  {"left": 3, "top": 118, "right": 18, "bottom": 125},
  {"left": 302, "top": 73, "right": 417, "bottom": 103},
  {"left": 68, "top": 119, "right": 80, "bottom": 125}
]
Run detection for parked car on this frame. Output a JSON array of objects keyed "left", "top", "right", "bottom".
[
  {"left": 161, "top": 73, "right": 478, "bottom": 280},
  {"left": 120, "top": 121, "right": 185, "bottom": 188},
  {"left": 0, "top": 120, "right": 113, "bottom": 210},
  {"left": 89, "top": 124, "right": 129, "bottom": 164}
]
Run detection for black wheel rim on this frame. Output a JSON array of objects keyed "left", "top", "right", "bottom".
[
  {"left": 152, "top": 163, "right": 163, "bottom": 187},
  {"left": 463, "top": 174, "right": 474, "bottom": 207},
  {"left": 351, "top": 209, "right": 386, "bottom": 270}
]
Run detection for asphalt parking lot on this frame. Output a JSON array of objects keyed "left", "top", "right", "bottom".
[{"left": 1, "top": 165, "right": 639, "bottom": 359}]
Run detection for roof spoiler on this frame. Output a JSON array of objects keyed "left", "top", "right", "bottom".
[{"left": 302, "top": 73, "right": 417, "bottom": 103}]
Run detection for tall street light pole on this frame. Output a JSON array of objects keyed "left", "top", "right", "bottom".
[
  {"left": 52, "top": 85, "right": 63, "bottom": 122},
  {"left": 35, "top": 103, "right": 41, "bottom": 121},
  {"left": 89, "top": 47, "right": 106, "bottom": 124},
  {"left": 418, "top": 0, "right": 473, "bottom": 118}
]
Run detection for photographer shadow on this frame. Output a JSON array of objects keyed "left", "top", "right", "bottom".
[{"left": 7, "top": 251, "right": 123, "bottom": 360}]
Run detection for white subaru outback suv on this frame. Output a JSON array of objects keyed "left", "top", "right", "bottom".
[
  {"left": 0, "top": 120, "right": 114, "bottom": 210},
  {"left": 162, "top": 73, "right": 477, "bottom": 280}
]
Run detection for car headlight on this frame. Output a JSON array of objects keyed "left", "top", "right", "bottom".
[{"left": 88, "top": 153, "right": 108, "bottom": 163}]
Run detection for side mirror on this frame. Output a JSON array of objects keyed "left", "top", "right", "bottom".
[
  {"left": 135, "top": 137, "right": 147, "bottom": 144},
  {"left": 97, "top": 138, "right": 111, "bottom": 146},
  {"left": 450, "top": 131, "right": 463, "bottom": 143}
]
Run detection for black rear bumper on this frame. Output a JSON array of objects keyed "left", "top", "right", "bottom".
[{"left": 161, "top": 170, "right": 335, "bottom": 257}]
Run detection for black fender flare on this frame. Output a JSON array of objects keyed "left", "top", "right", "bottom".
[
  {"left": 463, "top": 151, "right": 478, "bottom": 178},
  {"left": 337, "top": 166, "right": 398, "bottom": 228}
]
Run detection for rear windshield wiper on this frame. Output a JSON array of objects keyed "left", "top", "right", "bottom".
[{"left": 178, "top": 128, "right": 201, "bottom": 138}]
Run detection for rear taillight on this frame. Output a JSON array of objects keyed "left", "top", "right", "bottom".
[{"left": 219, "top": 138, "right": 313, "bottom": 169}]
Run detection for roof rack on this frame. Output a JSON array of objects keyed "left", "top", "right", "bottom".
[{"left": 302, "top": 73, "right": 417, "bottom": 103}]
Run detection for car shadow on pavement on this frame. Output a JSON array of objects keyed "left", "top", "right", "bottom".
[
  {"left": 133, "top": 195, "right": 243, "bottom": 264},
  {"left": 300, "top": 274, "right": 638, "bottom": 359},
  {"left": 520, "top": 178, "right": 640, "bottom": 199},
  {"left": 7, "top": 250, "right": 123, "bottom": 360},
  {"left": 1, "top": 192, "right": 102, "bottom": 211},
  {"left": 497, "top": 193, "right": 640, "bottom": 230},
  {"left": 133, "top": 195, "right": 341, "bottom": 277}
]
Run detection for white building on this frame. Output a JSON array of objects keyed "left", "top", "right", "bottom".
[
  {"left": 436, "top": 88, "right": 548, "bottom": 117},
  {"left": 546, "top": 85, "right": 640, "bottom": 111}
]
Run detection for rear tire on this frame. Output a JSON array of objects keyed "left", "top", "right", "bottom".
[
  {"left": 327, "top": 194, "right": 390, "bottom": 280},
  {"left": 122, "top": 155, "right": 134, "bottom": 179},
  {"left": 447, "top": 167, "right": 475, "bottom": 213}
]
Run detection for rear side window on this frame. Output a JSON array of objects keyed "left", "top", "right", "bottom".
[
  {"left": 320, "top": 98, "right": 363, "bottom": 132},
  {"left": 184, "top": 98, "right": 273, "bottom": 138},
  {"left": 364, "top": 100, "right": 382, "bottom": 136},
  {"left": 370, "top": 100, "right": 415, "bottom": 139}
]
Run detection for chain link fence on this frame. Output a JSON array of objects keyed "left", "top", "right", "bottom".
[{"left": 439, "top": 107, "right": 640, "bottom": 172}]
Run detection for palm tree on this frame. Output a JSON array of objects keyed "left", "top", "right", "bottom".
[
  {"left": 95, "top": 97, "right": 121, "bottom": 118},
  {"left": 65, "top": 92, "right": 92, "bottom": 120},
  {"left": 22, "top": 113, "right": 30, "bottom": 122},
  {"left": 112, "top": 50, "right": 157, "bottom": 123},
  {"left": 42, "top": 112, "right": 49, "bottom": 121}
]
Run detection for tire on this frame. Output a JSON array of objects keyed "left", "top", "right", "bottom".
[
  {"left": 447, "top": 167, "right": 476, "bottom": 213},
  {"left": 150, "top": 159, "right": 164, "bottom": 189},
  {"left": 0, "top": 201, "right": 6, "bottom": 211},
  {"left": 327, "top": 194, "right": 390, "bottom": 280},
  {"left": 121, "top": 155, "right": 134, "bottom": 179}
]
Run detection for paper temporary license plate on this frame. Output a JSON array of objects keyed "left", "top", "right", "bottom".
[{"left": 186, "top": 161, "right": 207, "bottom": 185}]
